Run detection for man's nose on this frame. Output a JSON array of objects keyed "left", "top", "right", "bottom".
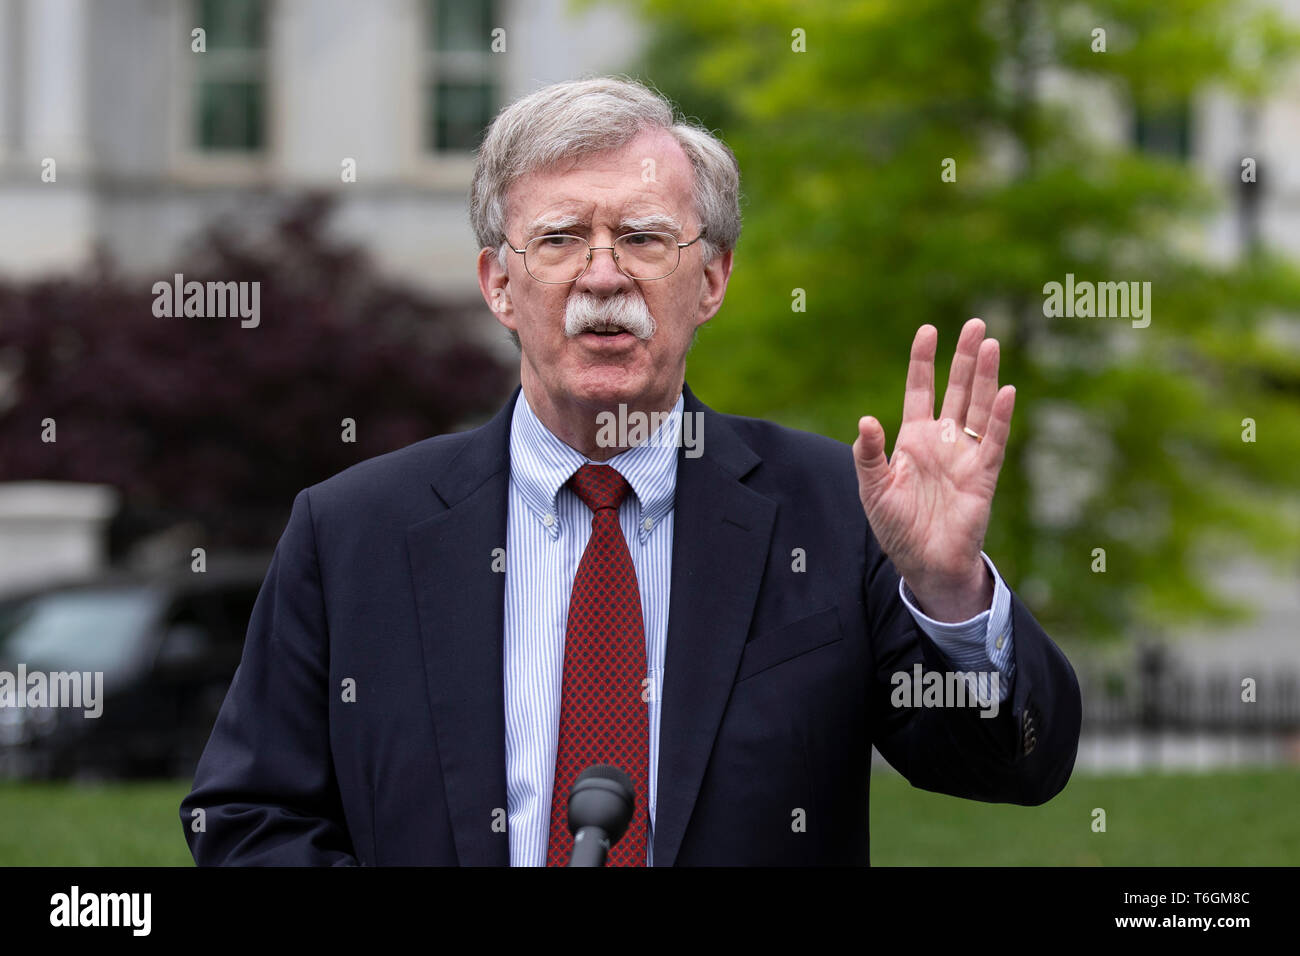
[{"left": 575, "top": 238, "right": 634, "bottom": 293}]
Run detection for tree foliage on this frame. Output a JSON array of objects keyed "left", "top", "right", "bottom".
[
  {"left": 0, "top": 195, "right": 512, "bottom": 550},
  {"left": 625, "top": 0, "right": 1300, "bottom": 643}
]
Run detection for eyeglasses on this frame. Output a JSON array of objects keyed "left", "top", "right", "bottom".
[{"left": 506, "top": 229, "right": 706, "bottom": 283}]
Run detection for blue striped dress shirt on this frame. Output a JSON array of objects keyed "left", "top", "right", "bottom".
[{"left": 502, "top": 387, "right": 1015, "bottom": 866}]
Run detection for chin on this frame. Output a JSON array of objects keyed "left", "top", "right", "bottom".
[{"left": 566, "top": 367, "right": 648, "bottom": 409}]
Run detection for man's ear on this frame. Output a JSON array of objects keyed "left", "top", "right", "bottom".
[
  {"left": 696, "top": 248, "right": 733, "bottom": 327},
  {"left": 477, "top": 246, "right": 516, "bottom": 332}
]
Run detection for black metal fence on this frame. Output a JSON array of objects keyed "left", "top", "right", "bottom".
[{"left": 1076, "top": 645, "right": 1300, "bottom": 732}]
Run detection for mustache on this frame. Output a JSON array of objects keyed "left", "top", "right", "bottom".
[{"left": 564, "top": 292, "right": 656, "bottom": 340}]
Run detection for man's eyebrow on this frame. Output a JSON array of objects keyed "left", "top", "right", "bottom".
[
  {"left": 524, "top": 213, "right": 585, "bottom": 236},
  {"left": 522, "top": 212, "right": 685, "bottom": 236},
  {"left": 619, "top": 213, "right": 682, "bottom": 233}
]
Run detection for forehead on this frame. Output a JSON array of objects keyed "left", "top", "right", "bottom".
[{"left": 507, "top": 127, "right": 696, "bottom": 235}]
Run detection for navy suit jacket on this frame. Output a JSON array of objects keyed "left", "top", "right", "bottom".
[{"left": 182, "top": 383, "right": 1081, "bottom": 865}]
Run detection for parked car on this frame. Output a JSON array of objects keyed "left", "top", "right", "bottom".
[{"left": 0, "top": 559, "right": 268, "bottom": 779}]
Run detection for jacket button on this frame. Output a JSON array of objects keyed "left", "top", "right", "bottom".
[{"left": 1021, "top": 709, "right": 1037, "bottom": 753}]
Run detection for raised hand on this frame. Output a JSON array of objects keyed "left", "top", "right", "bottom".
[{"left": 852, "top": 318, "right": 1016, "bottom": 622}]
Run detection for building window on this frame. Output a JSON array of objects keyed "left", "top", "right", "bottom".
[
  {"left": 1132, "top": 99, "right": 1191, "bottom": 161},
  {"left": 425, "top": 0, "right": 498, "bottom": 153},
  {"left": 194, "top": 0, "right": 268, "bottom": 152}
]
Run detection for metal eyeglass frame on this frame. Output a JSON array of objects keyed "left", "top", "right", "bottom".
[{"left": 505, "top": 229, "right": 707, "bottom": 283}]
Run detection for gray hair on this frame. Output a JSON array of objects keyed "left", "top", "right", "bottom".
[{"left": 470, "top": 75, "right": 742, "bottom": 272}]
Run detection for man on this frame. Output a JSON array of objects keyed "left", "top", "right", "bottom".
[{"left": 182, "top": 76, "right": 1081, "bottom": 866}]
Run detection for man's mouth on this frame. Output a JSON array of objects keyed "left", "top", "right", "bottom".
[{"left": 576, "top": 324, "right": 639, "bottom": 351}]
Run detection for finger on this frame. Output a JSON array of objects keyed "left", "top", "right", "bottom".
[
  {"left": 963, "top": 337, "right": 1000, "bottom": 437},
  {"left": 938, "top": 318, "right": 986, "bottom": 423},
  {"left": 902, "top": 325, "right": 938, "bottom": 423},
  {"left": 978, "top": 385, "right": 1016, "bottom": 473},
  {"left": 853, "top": 416, "right": 891, "bottom": 499}
]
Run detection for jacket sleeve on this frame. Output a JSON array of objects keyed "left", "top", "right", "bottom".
[
  {"left": 180, "top": 489, "right": 359, "bottom": 865},
  {"left": 864, "top": 526, "right": 1082, "bottom": 806}
]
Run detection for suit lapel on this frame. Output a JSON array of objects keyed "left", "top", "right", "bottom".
[
  {"left": 407, "top": 389, "right": 517, "bottom": 866},
  {"left": 653, "top": 384, "right": 775, "bottom": 866}
]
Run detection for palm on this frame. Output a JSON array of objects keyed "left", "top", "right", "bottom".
[{"left": 853, "top": 319, "right": 1016, "bottom": 587}]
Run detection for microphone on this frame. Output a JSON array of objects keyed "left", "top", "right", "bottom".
[{"left": 565, "top": 764, "right": 637, "bottom": 867}]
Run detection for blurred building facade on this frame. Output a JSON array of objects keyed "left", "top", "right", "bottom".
[
  {"left": 2, "top": 1, "right": 1300, "bottom": 288},
  {"left": 0, "top": 0, "right": 643, "bottom": 298}
]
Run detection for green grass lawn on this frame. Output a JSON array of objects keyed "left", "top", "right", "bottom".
[
  {"left": 0, "top": 768, "right": 1296, "bottom": 865},
  {"left": 869, "top": 766, "right": 1300, "bottom": 865},
  {"left": 0, "top": 779, "right": 194, "bottom": 866}
]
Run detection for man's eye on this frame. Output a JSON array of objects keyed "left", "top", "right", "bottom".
[
  {"left": 539, "top": 234, "right": 578, "bottom": 246},
  {"left": 623, "top": 232, "right": 653, "bottom": 245}
]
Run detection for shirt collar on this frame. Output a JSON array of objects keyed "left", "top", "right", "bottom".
[{"left": 509, "top": 388, "right": 681, "bottom": 541}]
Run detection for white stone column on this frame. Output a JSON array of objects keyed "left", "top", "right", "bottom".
[
  {"left": 0, "top": 0, "right": 94, "bottom": 275},
  {"left": 0, "top": 0, "right": 14, "bottom": 163},
  {"left": 21, "top": 0, "right": 88, "bottom": 166}
]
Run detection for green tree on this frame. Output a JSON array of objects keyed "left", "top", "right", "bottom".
[{"left": 623, "top": 0, "right": 1300, "bottom": 643}]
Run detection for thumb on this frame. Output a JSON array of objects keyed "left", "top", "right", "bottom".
[{"left": 853, "top": 416, "right": 891, "bottom": 496}]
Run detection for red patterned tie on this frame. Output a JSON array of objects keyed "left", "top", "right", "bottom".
[{"left": 545, "top": 463, "right": 650, "bottom": 866}]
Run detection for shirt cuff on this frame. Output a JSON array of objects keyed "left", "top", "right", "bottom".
[{"left": 898, "top": 551, "right": 1016, "bottom": 702}]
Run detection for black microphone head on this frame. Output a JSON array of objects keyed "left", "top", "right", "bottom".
[{"left": 567, "top": 764, "right": 636, "bottom": 843}]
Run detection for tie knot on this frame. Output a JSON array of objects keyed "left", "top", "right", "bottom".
[{"left": 567, "top": 463, "right": 632, "bottom": 513}]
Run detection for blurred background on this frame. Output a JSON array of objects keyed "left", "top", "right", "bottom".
[{"left": 0, "top": 0, "right": 1297, "bottom": 864}]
